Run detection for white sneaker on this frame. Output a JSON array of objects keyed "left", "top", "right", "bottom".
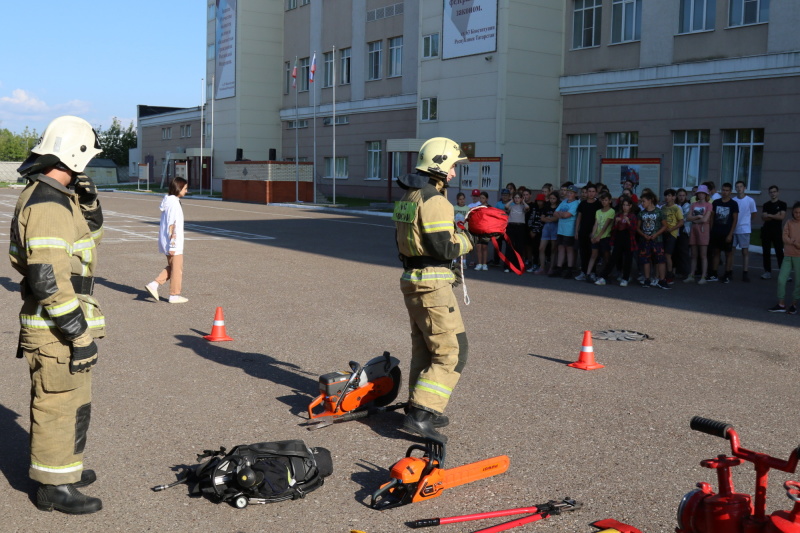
[
  {"left": 594, "top": 277, "right": 606, "bottom": 286},
  {"left": 168, "top": 295, "right": 189, "bottom": 304},
  {"left": 698, "top": 277, "right": 707, "bottom": 285},
  {"left": 474, "top": 264, "right": 482, "bottom": 271},
  {"left": 637, "top": 275, "right": 645, "bottom": 283},
  {"left": 760, "top": 272, "right": 772, "bottom": 280},
  {"left": 574, "top": 272, "right": 587, "bottom": 281},
  {"left": 650, "top": 278, "right": 659, "bottom": 287},
  {"left": 482, "top": 264, "right": 489, "bottom": 270},
  {"left": 619, "top": 279, "right": 628, "bottom": 287},
  {"left": 504, "top": 268, "right": 510, "bottom": 273},
  {"left": 145, "top": 282, "right": 159, "bottom": 301}
]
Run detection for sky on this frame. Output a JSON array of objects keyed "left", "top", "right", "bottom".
[{"left": 0, "top": 1, "right": 206, "bottom": 135}]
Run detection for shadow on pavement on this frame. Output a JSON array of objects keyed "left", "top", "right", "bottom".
[
  {"left": 95, "top": 276, "right": 150, "bottom": 299},
  {"left": 175, "top": 332, "right": 318, "bottom": 395},
  {"left": 528, "top": 353, "right": 575, "bottom": 365},
  {"left": 0, "top": 276, "right": 19, "bottom": 293},
  {"left": 351, "top": 459, "right": 391, "bottom": 507},
  {"left": 0, "top": 404, "right": 36, "bottom": 497}
]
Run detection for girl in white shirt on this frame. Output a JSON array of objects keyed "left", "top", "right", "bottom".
[{"left": 145, "top": 177, "right": 189, "bottom": 303}]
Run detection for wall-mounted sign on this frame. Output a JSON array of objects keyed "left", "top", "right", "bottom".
[{"left": 442, "top": 0, "right": 498, "bottom": 60}]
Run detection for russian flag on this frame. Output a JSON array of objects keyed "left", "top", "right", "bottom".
[
  {"left": 291, "top": 60, "right": 297, "bottom": 88},
  {"left": 309, "top": 53, "right": 316, "bottom": 83}
]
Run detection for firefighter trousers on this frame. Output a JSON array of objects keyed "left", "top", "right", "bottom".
[
  {"left": 403, "top": 283, "right": 468, "bottom": 414},
  {"left": 25, "top": 340, "right": 92, "bottom": 485}
]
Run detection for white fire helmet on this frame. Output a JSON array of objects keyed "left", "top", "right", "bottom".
[
  {"left": 415, "top": 137, "right": 468, "bottom": 179},
  {"left": 31, "top": 115, "right": 102, "bottom": 173}
]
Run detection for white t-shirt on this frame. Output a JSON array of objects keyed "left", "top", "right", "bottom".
[
  {"left": 158, "top": 194, "right": 185, "bottom": 255},
  {"left": 733, "top": 194, "right": 757, "bottom": 234}
]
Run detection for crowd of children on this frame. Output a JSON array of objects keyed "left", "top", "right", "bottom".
[{"left": 456, "top": 180, "right": 800, "bottom": 312}]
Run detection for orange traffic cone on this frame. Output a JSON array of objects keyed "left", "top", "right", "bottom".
[
  {"left": 203, "top": 307, "right": 234, "bottom": 341},
  {"left": 568, "top": 330, "right": 604, "bottom": 370}
]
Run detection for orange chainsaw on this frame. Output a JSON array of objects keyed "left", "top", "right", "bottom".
[
  {"left": 370, "top": 441, "right": 510, "bottom": 510},
  {"left": 306, "top": 352, "right": 402, "bottom": 428}
]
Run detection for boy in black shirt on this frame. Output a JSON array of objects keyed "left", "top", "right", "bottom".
[
  {"left": 709, "top": 183, "right": 739, "bottom": 283},
  {"left": 760, "top": 185, "right": 787, "bottom": 279}
]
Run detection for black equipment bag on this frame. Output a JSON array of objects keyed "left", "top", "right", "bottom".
[{"left": 158, "top": 440, "right": 332, "bottom": 504}]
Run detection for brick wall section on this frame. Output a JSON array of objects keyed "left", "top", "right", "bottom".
[{"left": 222, "top": 161, "right": 314, "bottom": 203}]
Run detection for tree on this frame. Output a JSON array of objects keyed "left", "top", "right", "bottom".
[
  {"left": 0, "top": 127, "right": 40, "bottom": 161},
  {"left": 96, "top": 118, "right": 137, "bottom": 167}
]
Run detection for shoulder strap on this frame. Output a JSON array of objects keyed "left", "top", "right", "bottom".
[{"left": 491, "top": 234, "right": 524, "bottom": 275}]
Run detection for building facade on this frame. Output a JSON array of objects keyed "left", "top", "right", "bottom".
[
  {"left": 204, "top": 0, "right": 565, "bottom": 200},
  {"left": 560, "top": 0, "right": 800, "bottom": 202}
]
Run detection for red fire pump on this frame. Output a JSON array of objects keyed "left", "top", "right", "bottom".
[{"left": 676, "top": 416, "right": 800, "bottom": 533}]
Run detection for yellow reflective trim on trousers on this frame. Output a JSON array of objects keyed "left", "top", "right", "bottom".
[
  {"left": 31, "top": 461, "right": 83, "bottom": 473},
  {"left": 401, "top": 270, "right": 455, "bottom": 283},
  {"left": 45, "top": 298, "right": 80, "bottom": 317},
  {"left": 27, "top": 237, "right": 71, "bottom": 253},
  {"left": 21, "top": 314, "right": 105, "bottom": 329},
  {"left": 414, "top": 378, "right": 453, "bottom": 399}
]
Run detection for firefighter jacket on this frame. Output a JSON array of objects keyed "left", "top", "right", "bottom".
[
  {"left": 9, "top": 174, "right": 105, "bottom": 349},
  {"left": 394, "top": 173, "right": 472, "bottom": 286}
]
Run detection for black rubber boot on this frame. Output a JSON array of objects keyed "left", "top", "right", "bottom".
[
  {"left": 403, "top": 407, "right": 448, "bottom": 444},
  {"left": 403, "top": 404, "right": 449, "bottom": 428},
  {"left": 73, "top": 469, "right": 96, "bottom": 488},
  {"left": 36, "top": 483, "right": 102, "bottom": 514}
]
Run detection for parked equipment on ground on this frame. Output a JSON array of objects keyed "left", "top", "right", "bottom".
[
  {"left": 407, "top": 499, "right": 581, "bottom": 531},
  {"left": 306, "top": 352, "right": 402, "bottom": 428},
  {"left": 676, "top": 416, "right": 800, "bottom": 533},
  {"left": 370, "top": 441, "right": 509, "bottom": 510}
]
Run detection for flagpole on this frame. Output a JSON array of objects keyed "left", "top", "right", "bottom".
[
  {"left": 200, "top": 77, "right": 204, "bottom": 196},
  {"left": 294, "top": 55, "right": 299, "bottom": 203},
  {"left": 311, "top": 51, "right": 317, "bottom": 204},
  {"left": 332, "top": 46, "right": 336, "bottom": 205},
  {"left": 211, "top": 74, "right": 215, "bottom": 193}
]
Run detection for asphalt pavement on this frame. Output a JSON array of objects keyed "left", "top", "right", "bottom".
[{"left": 0, "top": 189, "right": 798, "bottom": 533}]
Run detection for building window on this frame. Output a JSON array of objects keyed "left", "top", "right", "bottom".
[
  {"left": 339, "top": 48, "right": 351, "bottom": 85},
  {"left": 300, "top": 0, "right": 309, "bottom": 5},
  {"left": 323, "top": 52, "right": 334, "bottom": 87},
  {"left": 367, "top": 41, "right": 382, "bottom": 81},
  {"left": 286, "top": 120, "right": 308, "bottom": 129},
  {"left": 567, "top": 134, "right": 597, "bottom": 184},
  {"left": 207, "top": 44, "right": 215, "bottom": 60},
  {"left": 366, "top": 141, "right": 382, "bottom": 179},
  {"left": 323, "top": 116, "right": 350, "bottom": 126},
  {"left": 421, "top": 98, "right": 437, "bottom": 122},
  {"left": 324, "top": 157, "right": 349, "bottom": 179},
  {"left": 729, "top": 0, "right": 769, "bottom": 26},
  {"left": 299, "top": 57, "right": 310, "bottom": 92},
  {"left": 207, "top": 3, "right": 215, "bottom": 20},
  {"left": 423, "top": 33, "right": 440, "bottom": 58},
  {"left": 611, "top": 0, "right": 642, "bottom": 43},
  {"left": 205, "top": 122, "right": 212, "bottom": 137},
  {"left": 573, "top": 0, "right": 602, "bottom": 49},
  {"left": 180, "top": 125, "right": 192, "bottom": 138},
  {"left": 388, "top": 37, "right": 403, "bottom": 77},
  {"left": 679, "top": 0, "right": 716, "bottom": 33},
  {"left": 606, "top": 132, "right": 638, "bottom": 158},
  {"left": 721, "top": 129, "right": 764, "bottom": 191},
  {"left": 162, "top": 127, "right": 172, "bottom": 140},
  {"left": 286, "top": 0, "right": 297, "bottom": 10},
  {"left": 672, "top": 131, "right": 710, "bottom": 189},
  {"left": 392, "top": 152, "right": 403, "bottom": 180}
]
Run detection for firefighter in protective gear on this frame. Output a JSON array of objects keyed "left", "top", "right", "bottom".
[
  {"left": 10, "top": 115, "right": 105, "bottom": 514},
  {"left": 394, "top": 137, "right": 474, "bottom": 444}
]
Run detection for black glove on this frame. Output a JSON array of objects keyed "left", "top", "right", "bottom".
[
  {"left": 451, "top": 263, "right": 463, "bottom": 288},
  {"left": 70, "top": 332, "right": 98, "bottom": 374},
  {"left": 73, "top": 174, "right": 98, "bottom": 205}
]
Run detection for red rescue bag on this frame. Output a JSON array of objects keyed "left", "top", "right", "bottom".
[{"left": 465, "top": 206, "right": 524, "bottom": 275}]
